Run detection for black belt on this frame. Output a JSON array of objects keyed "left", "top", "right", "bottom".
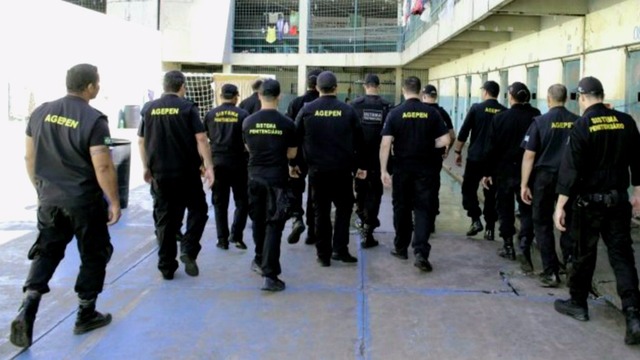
[{"left": 577, "top": 190, "right": 625, "bottom": 208}]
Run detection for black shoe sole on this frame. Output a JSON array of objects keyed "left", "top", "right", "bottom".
[
  {"left": 10, "top": 318, "right": 32, "bottom": 348},
  {"left": 287, "top": 224, "right": 306, "bottom": 244},
  {"left": 331, "top": 254, "right": 358, "bottom": 263},
  {"left": 180, "top": 255, "right": 199, "bottom": 277},
  {"left": 414, "top": 261, "right": 433, "bottom": 272},
  {"left": 317, "top": 258, "right": 331, "bottom": 267},
  {"left": 73, "top": 313, "right": 112, "bottom": 335},
  {"left": 261, "top": 283, "right": 286, "bottom": 292},
  {"left": 390, "top": 250, "right": 408, "bottom": 260},
  {"left": 361, "top": 240, "right": 379, "bottom": 249},
  {"left": 234, "top": 241, "right": 248, "bottom": 250},
  {"left": 216, "top": 243, "right": 229, "bottom": 250},
  {"left": 161, "top": 272, "right": 174, "bottom": 280},
  {"left": 554, "top": 301, "right": 589, "bottom": 321}
]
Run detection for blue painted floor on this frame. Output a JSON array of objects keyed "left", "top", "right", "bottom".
[{"left": 1, "top": 173, "right": 639, "bottom": 359}]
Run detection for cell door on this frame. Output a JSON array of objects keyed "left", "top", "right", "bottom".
[
  {"left": 563, "top": 59, "right": 581, "bottom": 115},
  {"left": 527, "top": 66, "right": 540, "bottom": 111},
  {"left": 626, "top": 51, "right": 640, "bottom": 128},
  {"left": 499, "top": 70, "right": 509, "bottom": 106}
]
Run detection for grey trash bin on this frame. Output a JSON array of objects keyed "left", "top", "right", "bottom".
[{"left": 110, "top": 138, "right": 131, "bottom": 209}]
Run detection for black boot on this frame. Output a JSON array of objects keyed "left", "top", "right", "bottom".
[
  {"left": 360, "top": 225, "right": 379, "bottom": 249},
  {"left": 484, "top": 223, "right": 495, "bottom": 241},
  {"left": 516, "top": 238, "right": 533, "bottom": 273},
  {"left": 466, "top": 219, "right": 483, "bottom": 236},
  {"left": 287, "top": 218, "right": 306, "bottom": 244},
  {"left": 625, "top": 307, "right": 640, "bottom": 345},
  {"left": 10, "top": 290, "right": 41, "bottom": 348},
  {"left": 498, "top": 237, "right": 516, "bottom": 260},
  {"left": 73, "top": 298, "right": 112, "bottom": 335}
]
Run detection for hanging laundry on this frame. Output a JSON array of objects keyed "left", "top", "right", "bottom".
[
  {"left": 420, "top": 0, "right": 432, "bottom": 22},
  {"left": 268, "top": 12, "right": 279, "bottom": 24},
  {"left": 411, "top": 0, "right": 424, "bottom": 15},
  {"left": 402, "top": 0, "right": 411, "bottom": 27},
  {"left": 276, "top": 18, "right": 284, "bottom": 41},
  {"left": 283, "top": 21, "right": 290, "bottom": 36},
  {"left": 265, "top": 26, "right": 276, "bottom": 44},
  {"left": 289, "top": 11, "right": 299, "bottom": 26},
  {"left": 289, "top": 25, "right": 298, "bottom": 36}
]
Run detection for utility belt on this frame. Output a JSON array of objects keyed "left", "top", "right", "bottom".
[{"left": 576, "top": 189, "right": 626, "bottom": 208}]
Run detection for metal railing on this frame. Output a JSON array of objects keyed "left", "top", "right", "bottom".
[
  {"left": 232, "top": 0, "right": 457, "bottom": 54},
  {"left": 308, "top": 26, "right": 402, "bottom": 53}
]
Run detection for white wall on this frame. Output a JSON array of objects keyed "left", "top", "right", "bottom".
[
  {"left": 160, "top": 0, "right": 234, "bottom": 63},
  {"left": 0, "top": 0, "right": 162, "bottom": 219}
]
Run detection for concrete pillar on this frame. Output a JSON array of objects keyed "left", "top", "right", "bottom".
[
  {"left": 295, "top": 1, "right": 310, "bottom": 95},
  {"left": 222, "top": 64, "right": 232, "bottom": 73},
  {"left": 297, "top": 65, "right": 307, "bottom": 96},
  {"left": 395, "top": 67, "right": 403, "bottom": 104},
  {"left": 298, "top": 0, "right": 308, "bottom": 55}
]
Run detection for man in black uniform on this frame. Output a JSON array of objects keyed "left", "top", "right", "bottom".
[
  {"left": 285, "top": 69, "right": 322, "bottom": 245},
  {"left": 520, "top": 84, "right": 578, "bottom": 287},
  {"left": 10, "top": 64, "right": 120, "bottom": 348},
  {"left": 553, "top": 76, "right": 640, "bottom": 345},
  {"left": 351, "top": 73, "right": 392, "bottom": 248},
  {"left": 204, "top": 84, "right": 250, "bottom": 250},
  {"left": 138, "top": 70, "right": 214, "bottom": 280},
  {"left": 421, "top": 84, "right": 456, "bottom": 232},
  {"left": 380, "top": 76, "right": 451, "bottom": 272},
  {"left": 243, "top": 79, "right": 297, "bottom": 291},
  {"left": 453, "top": 81, "right": 505, "bottom": 240},
  {"left": 482, "top": 82, "right": 540, "bottom": 268},
  {"left": 239, "top": 79, "right": 263, "bottom": 115},
  {"left": 295, "top": 71, "right": 367, "bottom": 266}
]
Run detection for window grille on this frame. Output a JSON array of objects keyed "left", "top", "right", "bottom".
[
  {"left": 309, "top": 0, "right": 399, "bottom": 53},
  {"left": 63, "top": 0, "right": 106, "bottom": 13},
  {"left": 234, "top": 0, "right": 300, "bottom": 54}
]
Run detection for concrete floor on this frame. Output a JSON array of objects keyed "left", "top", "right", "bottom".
[{"left": 1, "top": 171, "right": 640, "bottom": 359}]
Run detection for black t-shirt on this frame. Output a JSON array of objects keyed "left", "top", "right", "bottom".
[
  {"left": 243, "top": 109, "right": 296, "bottom": 183},
  {"left": 26, "top": 95, "right": 112, "bottom": 206},
  {"left": 351, "top": 95, "right": 392, "bottom": 172},
  {"left": 286, "top": 89, "right": 319, "bottom": 120},
  {"left": 425, "top": 102, "right": 453, "bottom": 160},
  {"left": 138, "top": 94, "right": 205, "bottom": 179},
  {"left": 557, "top": 103, "right": 640, "bottom": 196},
  {"left": 381, "top": 98, "right": 449, "bottom": 172},
  {"left": 286, "top": 89, "right": 320, "bottom": 172},
  {"left": 457, "top": 99, "right": 507, "bottom": 162},
  {"left": 203, "top": 103, "right": 249, "bottom": 168},
  {"left": 522, "top": 106, "right": 579, "bottom": 173},
  {"left": 239, "top": 92, "right": 261, "bottom": 115},
  {"left": 484, "top": 103, "right": 541, "bottom": 177},
  {"left": 295, "top": 95, "right": 365, "bottom": 173}
]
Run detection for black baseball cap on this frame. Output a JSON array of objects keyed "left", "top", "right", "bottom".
[
  {"left": 220, "top": 84, "right": 238, "bottom": 99},
  {"left": 308, "top": 68, "right": 323, "bottom": 78},
  {"left": 576, "top": 76, "right": 604, "bottom": 95},
  {"left": 481, "top": 81, "right": 500, "bottom": 97},
  {"left": 508, "top": 81, "right": 530, "bottom": 102},
  {"left": 317, "top": 71, "right": 337, "bottom": 89},
  {"left": 364, "top": 73, "right": 380, "bottom": 86},
  {"left": 422, "top": 84, "right": 438, "bottom": 96},
  {"left": 259, "top": 79, "right": 281, "bottom": 97}
]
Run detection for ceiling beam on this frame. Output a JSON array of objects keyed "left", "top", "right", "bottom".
[
  {"left": 439, "top": 41, "right": 491, "bottom": 50},
  {"left": 429, "top": 48, "right": 474, "bottom": 56},
  {"left": 454, "top": 31, "right": 511, "bottom": 43},
  {"left": 474, "top": 15, "right": 541, "bottom": 32},
  {"left": 496, "top": 0, "right": 588, "bottom": 16}
]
